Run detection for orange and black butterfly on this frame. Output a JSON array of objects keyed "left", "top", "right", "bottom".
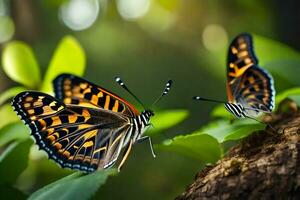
[
  {"left": 194, "top": 33, "right": 275, "bottom": 119},
  {"left": 12, "top": 74, "right": 172, "bottom": 173}
]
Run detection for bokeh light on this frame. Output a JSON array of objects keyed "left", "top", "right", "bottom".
[
  {"left": 116, "top": 0, "right": 151, "bottom": 20},
  {"left": 138, "top": 1, "right": 176, "bottom": 33},
  {"left": 0, "top": 16, "right": 15, "bottom": 43},
  {"left": 202, "top": 24, "right": 228, "bottom": 52},
  {"left": 59, "top": 0, "right": 99, "bottom": 31}
]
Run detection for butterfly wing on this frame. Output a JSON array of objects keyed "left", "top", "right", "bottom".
[
  {"left": 233, "top": 66, "right": 275, "bottom": 114},
  {"left": 12, "top": 91, "right": 132, "bottom": 172},
  {"left": 226, "top": 33, "right": 258, "bottom": 102},
  {"left": 53, "top": 74, "right": 139, "bottom": 117}
]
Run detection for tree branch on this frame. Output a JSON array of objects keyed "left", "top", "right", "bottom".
[{"left": 176, "top": 109, "right": 300, "bottom": 200}]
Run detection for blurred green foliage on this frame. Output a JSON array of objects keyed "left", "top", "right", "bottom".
[
  {"left": 29, "top": 169, "right": 117, "bottom": 200},
  {"left": 1, "top": 1, "right": 300, "bottom": 200}
]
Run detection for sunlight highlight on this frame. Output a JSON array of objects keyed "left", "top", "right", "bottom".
[
  {"left": 117, "top": 0, "right": 151, "bottom": 20},
  {"left": 60, "top": 0, "right": 99, "bottom": 31},
  {"left": 202, "top": 24, "right": 228, "bottom": 52}
]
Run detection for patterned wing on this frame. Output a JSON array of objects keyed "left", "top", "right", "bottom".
[
  {"left": 53, "top": 74, "right": 139, "bottom": 117},
  {"left": 233, "top": 66, "right": 275, "bottom": 113},
  {"left": 226, "top": 33, "right": 258, "bottom": 102},
  {"left": 12, "top": 91, "right": 132, "bottom": 173}
]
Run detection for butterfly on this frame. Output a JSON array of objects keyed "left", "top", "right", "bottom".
[
  {"left": 12, "top": 74, "right": 172, "bottom": 173},
  {"left": 193, "top": 33, "right": 275, "bottom": 119}
]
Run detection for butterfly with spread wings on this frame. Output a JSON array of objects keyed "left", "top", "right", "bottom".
[
  {"left": 12, "top": 74, "right": 172, "bottom": 173},
  {"left": 194, "top": 33, "right": 275, "bottom": 119}
]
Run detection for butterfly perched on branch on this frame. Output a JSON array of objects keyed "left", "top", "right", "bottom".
[
  {"left": 194, "top": 33, "right": 275, "bottom": 120},
  {"left": 12, "top": 74, "right": 172, "bottom": 173}
]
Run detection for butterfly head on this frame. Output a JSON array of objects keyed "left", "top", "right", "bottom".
[{"left": 142, "top": 109, "right": 154, "bottom": 118}]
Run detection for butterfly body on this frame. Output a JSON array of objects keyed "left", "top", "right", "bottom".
[{"left": 12, "top": 74, "right": 170, "bottom": 173}]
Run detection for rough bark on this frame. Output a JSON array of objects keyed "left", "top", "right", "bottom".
[{"left": 176, "top": 103, "right": 300, "bottom": 200}]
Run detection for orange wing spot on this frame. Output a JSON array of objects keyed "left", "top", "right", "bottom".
[
  {"left": 112, "top": 100, "right": 119, "bottom": 112},
  {"left": 229, "top": 64, "right": 252, "bottom": 78},
  {"left": 38, "top": 119, "right": 47, "bottom": 129},
  {"left": 68, "top": 115, "right": 78, "bottom": 123},
  {"left": 104, "top": 95, "right": 111, "bottom": 110},
  {"left": 54, "top": 142, "right": 62, "bottom": 149},
  {"left": 63, "top": 84, "right": 71, "bottom": 90},
  {"left": 237, "top": 51, "right": 248, "bottom": 58},
  {"left": 83, "top": 141, "right": 94, "bottom": 148},
  {"left": 38, "top": 96, "right": 45, "bottom": 100},
  {"left": 25, "top": 96, "right": 33, "bottom": 102},
  {"left": 82, "top": 109, "right": 90, "bottom": 116},
  {"left": 83, "top": 88, "right": 91, "bottom": 95},
  {"left": 48, "top": 135, "right": 56, "bottom": 142},
  {"left": 72, "top": 86, "right": 81, "bottom": 93},
  {"left": 65, "top": 79, "right": 71, "bottom": 85},
  {"left": 28, "top": 109, "right": 35, "bottom": 115},
  {"left": 91, "top": 95, "right": 98, "bottom": 105},
  {"left": 49, "top": 101, "right": 57, "bottom": 107},
  {"left": 80, "top": 83, "right": 88, "bottom": 89},
  {"left": 240, "top": 43, "right": 247, "bottom": 49},
  {"left": 229, "top": 63, "right": 235, "bottom": 68},
  {"left": 248, "top": 77, "right": 255, "bottom": 84},
  {"left": 83, "top": 130, "right": 97, "bottom": 140},
  {"left": 24, "top": 103, "right": 31, "bottom": 108},
  {"left": 244, "top": 58, "right": 252, "bottom": 64},
  {"left": 42, "top": 106, "right": 57, "bottom": 115},
  {"left": 47, "top": 128, "right": 55, "bottom": 136},
  {"left": 65, "top": 91, "right": 72, "bottom": 96},
  {"left": 58, "top": 106, "right": 64, "bottom": 111},
  {"left": 51, "top": 116, "right": 62, "bottom": 126},
  {"left": 64, "top": 98, "right": 72, "bottom": 104},
  {"left": 63, "top": 151, "right": 70, "bottom": 158},
  {"left": 231, "top": 47, "right": 238, "bottom": 54},
  {"left": 97, "top": 92, "right": 104, "bottom": 98},
  {"left": 30, "top": 116, "right": 37, "bottom": 120}
]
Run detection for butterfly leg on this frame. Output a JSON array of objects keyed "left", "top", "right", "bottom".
[
  {"left": 117, "top": 139, "right": 133, "bottom": 172},
  {"left": 137, "top": 136, "right": 156, "bottom": 158}
]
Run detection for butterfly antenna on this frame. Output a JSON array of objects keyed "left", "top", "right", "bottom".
[
  {"left": 193, "top": 96, "right": 226, "bottom": 104},
  {"left": 151, "top": 80, "right": 173, "bottom": 107},
  {"left": 115, "top": 77, "right": 146, "bottom": 109}
]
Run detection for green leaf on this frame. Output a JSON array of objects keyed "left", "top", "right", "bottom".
[
  {"left": 254, "top": 34, "right": 300, "bottom": 66},
  {"left": 0, "top": 86, "right": 26, "bottom": 106},
  {"left": 147, "top": 109, "right": 189, "bottom": 135},
  {"left": 0, "top": 104, "right": 19, "bottom": 129},
  {"left": 41, "top": 36, "right": 86, "bottom": 93},
  {"left": 0, "top": 122, "right": 29, "bottom": 147},
  {"left": 200, "top": 119, "right": 265, "bottom": 143},
  {"left": 276, "top": 87, "right": 300, "bottom": 107},
  {"left": 0, "top": 139, "right": 33, "bottom": 184},
  {"left": 224, "top": 121, "right": 265, "bottom": 141},
  {"left": 211, "top": 104, "right": 232, "bottom": 119},
  {"left": 156, "top": 133, "right": 221, "bottom": 163},
  {"left": 29, "top": 169, "right": 117, "bottom": 200},
  {"left": 254, "top": 35, "right": 300, "bottom": 90},
  {"left": 2, "top": 41, "right": 41, "bottom": 88}
]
